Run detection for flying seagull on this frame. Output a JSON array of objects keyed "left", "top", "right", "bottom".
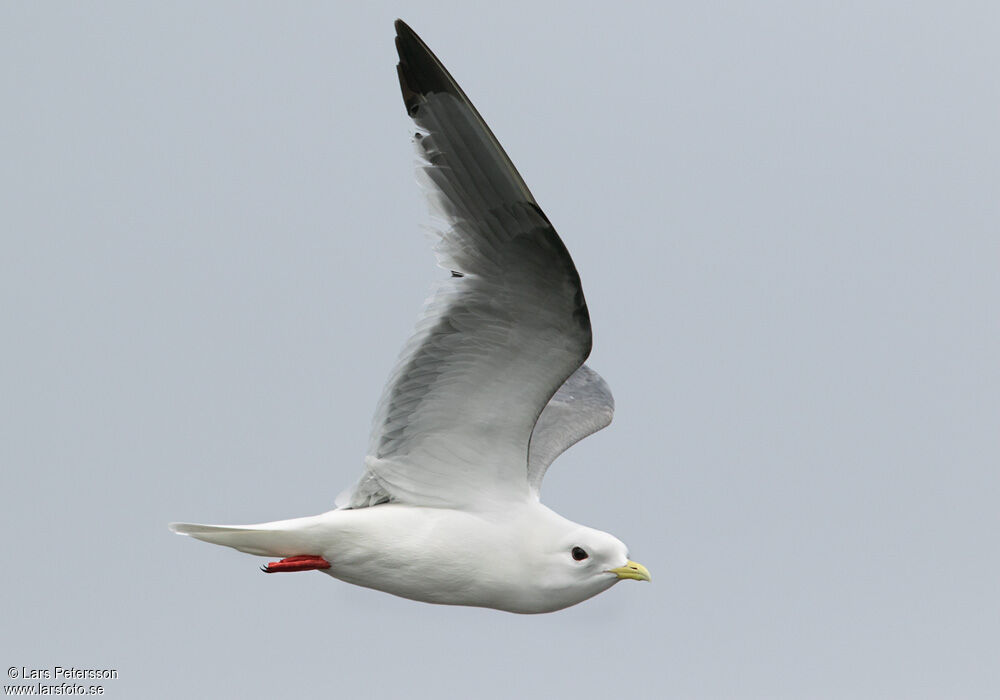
[{"left": 170, "top": 19, "right": 650, "bottom": 614}]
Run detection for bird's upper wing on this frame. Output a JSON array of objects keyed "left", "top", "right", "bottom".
[
  {"left": 526, "top": 364, "right": 614, "bottom": 496},
  {"left": 340, "top": 20, "right": 591, "bottom": 509}
]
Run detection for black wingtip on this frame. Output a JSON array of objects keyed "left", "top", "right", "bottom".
[
  {"left": 394, "top": 19, "right": 464, "bottom": 117},
  {"left": 394, "top": 18, "right": 412, "bottom": 35}
]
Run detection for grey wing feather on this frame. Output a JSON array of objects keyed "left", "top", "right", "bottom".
[
  {"left": 526, "top": 364, "right": 614, "bottom": 496},
  {"left": 340, "top": 21, "right": 591, "bottom": 509}
]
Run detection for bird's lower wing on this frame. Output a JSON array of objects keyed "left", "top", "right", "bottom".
[{"left": 526, "top": 364, "right": 615, "bottom": 497}]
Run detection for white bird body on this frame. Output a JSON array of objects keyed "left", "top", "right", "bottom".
[
  {"left": 170, "top": 20, "right": 650, "bottom": 614},
  {"left": 175, "top": 502, "right": 627, "bottom": 613}
]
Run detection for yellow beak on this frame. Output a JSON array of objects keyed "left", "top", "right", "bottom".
[{"left": 607, "top": 560, "right": 651, "bottom": 582}]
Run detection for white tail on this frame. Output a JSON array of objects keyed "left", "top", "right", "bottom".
[{"left": 169, "top": 515, "right": 333, "bottom": 558}]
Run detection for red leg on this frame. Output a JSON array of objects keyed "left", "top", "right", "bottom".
[{"left": 260, "top": 555, "right": 331, "bottom": 573}]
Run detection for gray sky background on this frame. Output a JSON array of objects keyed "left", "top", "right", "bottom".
[{"left": 3, "top": 2, "right": 998, "bottom": 698}]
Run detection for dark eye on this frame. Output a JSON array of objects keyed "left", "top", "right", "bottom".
[{"left": 571, "top": 546, "right": 589, "bottom": 561}]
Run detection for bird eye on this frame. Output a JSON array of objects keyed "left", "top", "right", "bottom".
[{"left": 571, "top": 546, "right": 589, "bottom": 561}]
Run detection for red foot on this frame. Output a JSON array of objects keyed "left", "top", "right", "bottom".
[{"left": 260, "top": 555, "right": 331, "bottom": 573}]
